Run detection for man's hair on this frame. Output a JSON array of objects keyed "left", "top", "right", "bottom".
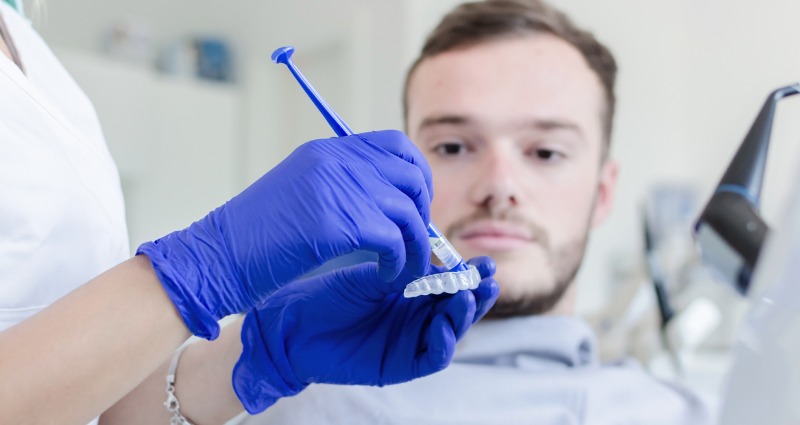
[{"left": 403, "top": 0, "right": 618, "bottom": 154}]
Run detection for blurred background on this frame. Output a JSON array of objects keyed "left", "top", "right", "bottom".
[{"left": 28, "top": 0, "right": 800, "bottom": 400}]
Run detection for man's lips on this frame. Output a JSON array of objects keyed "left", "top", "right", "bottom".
[{"left": 456, "top": 221, "right": 535, "bottom": 251}]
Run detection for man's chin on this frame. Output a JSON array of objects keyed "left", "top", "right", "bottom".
[
  {"left": 491, "top": 259, "right": 550, "bottom": 290},
  {"left": 484, "top": 279, "right": 572, "bottom": 318}
]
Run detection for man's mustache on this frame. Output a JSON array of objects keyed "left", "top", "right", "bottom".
[{"left": 444, "top": 208, "right": 550, "bottom": 249}]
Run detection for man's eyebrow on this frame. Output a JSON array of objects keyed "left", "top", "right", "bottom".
[
  {"left": 527, "top": 119, "right": 584, "bottom": 138},
  {"left": 418, "top": 115, "right": 472, "bottom": 130},
  {"left": 418, "top": 115, "right": 585, "bottom": 139}
]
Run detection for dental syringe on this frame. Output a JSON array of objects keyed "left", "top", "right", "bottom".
[{"left": 271, "top": 46, "right": 480, "bottom": 297}]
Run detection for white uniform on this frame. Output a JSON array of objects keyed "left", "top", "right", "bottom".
[{"left": 0, "top": 3, "right": 129, "bottom": 332}]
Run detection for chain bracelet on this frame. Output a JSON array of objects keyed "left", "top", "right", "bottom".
[{"left": 165, "top": 344, "right": 193, "bottom": 425}]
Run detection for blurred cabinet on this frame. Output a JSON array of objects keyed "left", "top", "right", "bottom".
[{"left": 56, "top": 48, "right": 242, "bottom": 252}]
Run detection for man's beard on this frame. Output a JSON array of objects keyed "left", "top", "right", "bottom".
[
  {"left": 446, "top": 208, "right": 592, "bottom": 318},
  {"left": 485, "top": 236, "right": 588, "bottom": 318}
]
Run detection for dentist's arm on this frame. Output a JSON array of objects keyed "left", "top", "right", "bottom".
[
  {"left": 0, "top": 256, "right": 191, "bottom": 425},
  {"left": 100, "top": 317, "right": 245, "bottom": 425}
]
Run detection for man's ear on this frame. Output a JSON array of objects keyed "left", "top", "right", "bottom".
[{"left": 591, "top": 159, "right": 619, "bottom": 228}]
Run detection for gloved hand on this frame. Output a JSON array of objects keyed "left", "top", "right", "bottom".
[
  {"left": 136, "top": 130, "right": 433, "bottom": 339},
  {"left": 231, "top": 256, "right": 500, "bottom": 414}
]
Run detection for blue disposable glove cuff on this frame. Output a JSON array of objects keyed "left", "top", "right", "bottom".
[
  {"left": 136, "top": 215, "right": 244, "bottom": 340},
  {"left": 233, "top": 310, "right": 307, "bottom": 414},
  {"left": 137, "top": 241, "right": 222, "bottom": 340}
]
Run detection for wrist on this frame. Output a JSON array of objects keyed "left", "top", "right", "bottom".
[
  {"left": 136, "top": 232, "right": 223, "bottom": 340},
  {"left": 165, "top": 344, "right": 196, "bottom": 424}
]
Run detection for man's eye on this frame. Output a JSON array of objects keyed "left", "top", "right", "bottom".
[
  {"left": 435, "top": 143, "right": 466, "bottom": 156},
  {"left": 533, "top": 149, "right": 563, "bottom": 162},
  {"left": 537, "top": 149, "right": 555, "bottom": 160}
]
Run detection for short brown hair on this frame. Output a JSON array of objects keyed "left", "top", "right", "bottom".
[{"left": 403, "top": 0, "right": 618, "bottom": 153}]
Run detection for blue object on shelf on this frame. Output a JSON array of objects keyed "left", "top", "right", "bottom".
[{"left": 195, "top": 38, "right": 234, "bottom": 82}]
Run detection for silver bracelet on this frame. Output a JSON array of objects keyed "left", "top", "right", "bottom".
[{"left": 165, "top": 344, "right": 194, "bottom": 425}]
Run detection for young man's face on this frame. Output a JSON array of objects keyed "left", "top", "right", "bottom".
[{"left": 406, "top": 34, "right": 617, "bottom": 316}]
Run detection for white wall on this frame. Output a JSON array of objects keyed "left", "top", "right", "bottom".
[
  {"left": 34, "top": 0, "right": 800, "bottom": 314},
  {"left": 54, "top": 49, "right": 241, "bottom": 250}
]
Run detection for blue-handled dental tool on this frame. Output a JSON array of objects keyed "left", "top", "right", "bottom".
[
  {"left": 271, "top": 46, "right": 354, "bottom": 137},
  {"left": 272, "top": 46, "right": 479, "bottom": 297}
]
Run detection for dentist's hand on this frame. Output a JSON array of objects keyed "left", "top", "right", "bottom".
[
  {"left": 136, "top": 130, "right": 433, "bottom": 339},
  {"left": 231, "top": 256, "right": 500, "bottom": 414}
]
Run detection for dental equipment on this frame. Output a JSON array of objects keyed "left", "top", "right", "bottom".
[
  {"left": 643, "top": 208, "right": 682, "bottom": 373},
  {"left": 271, "top": 46, "right": 480, "bottom": 297},
  {"left": 694, "top": 83, "right": 800, "bottom": 295},
  {"left": 700, "top": 83, "right": 800, "bottom": 424}
]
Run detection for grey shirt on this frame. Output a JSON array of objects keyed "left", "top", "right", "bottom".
[{"left": 241, "top": 316, "right": 715, "bottom": 424}]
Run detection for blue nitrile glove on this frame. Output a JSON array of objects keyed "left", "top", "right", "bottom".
[
  {"left": 136, "top": 130, "right": 433, "bottom": 340},
  {"left": 231, "top": 256, "right": 500, "bottom": 414}
]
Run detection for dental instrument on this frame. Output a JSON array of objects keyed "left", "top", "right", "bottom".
[
  {"left": 271, "top": 45, "right": 480, "bottom": 297},
  {"left": 694, "top": 83, "right": 800, "bottom": 295},
  {"left": 691, "top": 82, "right": 800, "bottom": 424}
]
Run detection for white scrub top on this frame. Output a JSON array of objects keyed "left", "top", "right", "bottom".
[{"left": 0, "top": 3, "right": 129, "bottom": 332}]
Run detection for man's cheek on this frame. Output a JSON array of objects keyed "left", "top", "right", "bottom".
[{"left": 430, "top": 207, "right": 451, "bottom": 225}]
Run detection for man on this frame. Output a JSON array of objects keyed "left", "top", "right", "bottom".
[{"left": 244, "top": 0, "right": 714, "bottom": 423}]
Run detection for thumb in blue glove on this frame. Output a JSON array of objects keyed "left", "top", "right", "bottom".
[
  {"left": 136, "top": 130, "right": 434, "bottom": 340},
  {"left": 231, "top": 256, "right": 500, "bottom": 414}
]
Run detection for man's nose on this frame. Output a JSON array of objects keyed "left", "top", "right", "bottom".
[{"left": 470, "top": 150, "right": 521, "bottom": 213}]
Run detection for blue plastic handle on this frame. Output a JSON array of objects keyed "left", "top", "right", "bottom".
[
  {"left": 271, "top": 46, "right": 468, "bottom": 273},
  {"left": 271, "top": 46, "right": 354, "bottom": 136}
]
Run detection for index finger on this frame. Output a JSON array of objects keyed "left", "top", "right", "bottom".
[{"left": 355, "top": 130, "right": 434, "bottom": 201}]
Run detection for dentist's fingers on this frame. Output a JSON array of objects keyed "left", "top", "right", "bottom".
[
  {"left": 356, "top": 130, "right": 434, "bottom": 202},
  {"left": 415, "top": 314, "right": 456, "bottom": 378},
  {"left": 467, "top": 256, "right": 496, "bottom": 279},
  {"left": 471, "top": 278, "right": 499, "bottom": 323},
  {"left": 357, "top": 215, "right": 407, "bottom": 282},
  {"left": 372, "top": 193, "right": 431, "bottom": 283},
  {"left": 435, "top": 290, "right": 476, "bottom": 340}
]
